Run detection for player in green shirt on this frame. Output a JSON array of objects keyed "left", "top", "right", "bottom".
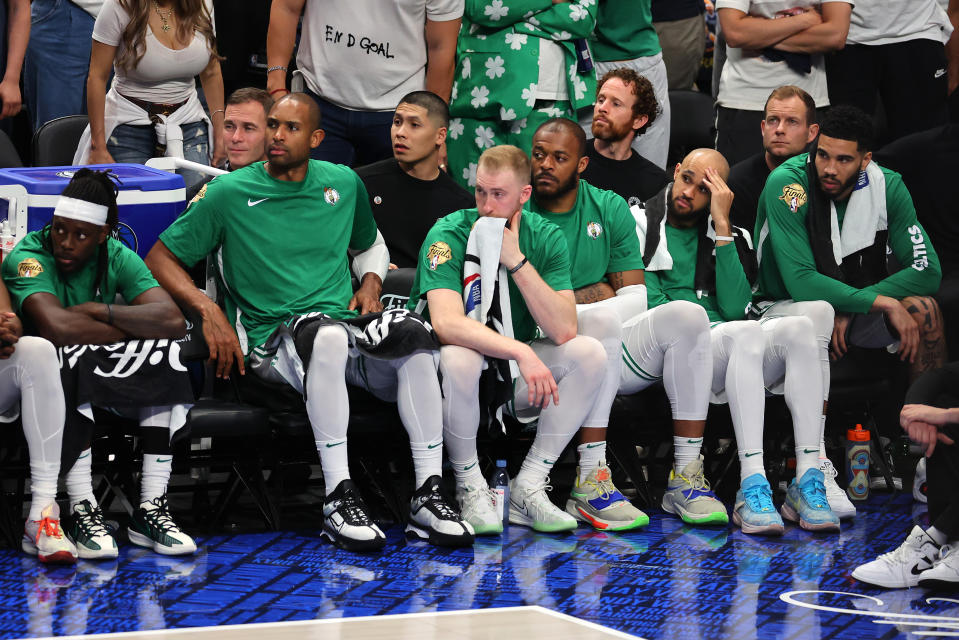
[
  {"left": 3, "top": 169, "right": 196, "bottom": 558},
  {"left": 641, "top": 148, "right": 838, "bottom": 534},
  {"left": 409, "top": 144, "right": 608, "bottom": 535},
  {"left": 528, "top": 118, "right": 725, "bottom": 528},
  {"left": 755, "top": 105, "right": 944, "bottom": 384},
  {"left": 146, "top": 94, "right": 473, "bottom": 551}
]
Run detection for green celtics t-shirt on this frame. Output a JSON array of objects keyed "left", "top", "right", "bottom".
[
  {"left": 159, "top": 160, "right": 378, "bottom": 353},
  {"left": 3, "top": 231, "right": 159, "bottom": 313},
  {"left": 645, "top": 224, "right": 752, "bottom": 323},
  {"left": 407, "top": 208, "right": 572, "bottom": 343},
  {"left": 591, "top": 0, "right": 661, "bottom": 62},
  {"left": 527, "top": 180, "right": 644, "bottom": 289}
]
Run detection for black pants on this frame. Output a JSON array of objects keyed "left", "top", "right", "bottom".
[
  {"left": 904, "top": 362, "right": 959, "bottom": 538},
  {"left": 212, "top": 0, "right": 273, "bottom": 98},
  {"left": 826, "top": 39, "right": 948, "bottom": 145}
]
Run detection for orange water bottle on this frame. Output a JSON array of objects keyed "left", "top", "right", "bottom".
[{"left": 846, "top": 423, "right": 871, "bottom": 501}]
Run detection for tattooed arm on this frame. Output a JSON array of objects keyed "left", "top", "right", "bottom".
[{"left": 574, "top": 269, "right": 644, "bottom": 304}]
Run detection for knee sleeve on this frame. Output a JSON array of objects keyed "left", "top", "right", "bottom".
[
  {"left": 577, "top": 306, "right": 622, "bottom": 344},
  {"left": 305, "top": 325, "right": 350, "bottom": 442},
  {"left": 439, "top": 345, "right": 484, "bottom": 462},
  {"left": 658, "top": 300, "right": 711, "bottom": 344}
]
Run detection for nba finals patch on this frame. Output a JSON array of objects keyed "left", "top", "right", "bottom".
[
  {"left": 189, "top": 183, "right": 207, "bottom": 205},
  {"left": 17, "top": 258, "right": 44, "bottom": 278},
  {"left": 426, "top": 241, "right": 452, "bottom": 271},
  {"left": 324, "top": 187, "right": 340, "bottom": 206},
  {"left": 586, "top": 221, "right": 603, "bottom": 239},
  {"left": 779, "top": 183, "right": 807, "bottom": 213}
]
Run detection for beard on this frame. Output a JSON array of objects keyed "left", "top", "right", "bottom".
[
  {"left": 817, "top": 169, "right": 859, "bottom": 199},
  {"left": 533, "top": 170, "right": 578, "bottom": 202},
  {"left": 591, "top": 116, "right": 633, "bottom": 143}
]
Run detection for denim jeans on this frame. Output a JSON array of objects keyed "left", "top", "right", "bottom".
[
  {"left": 24, "top": 0, "right": 95, "bottom": 133},
  {"left": 305, "top": 90, "right": 393, "bottom": 167},
  {"left": 107, "top": 121, "right": 209, "bottom": 193}
]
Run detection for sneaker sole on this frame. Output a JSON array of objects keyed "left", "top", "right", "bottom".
[
  {"left": 780, "top": 503, "right": 840, "bottom": 533},
  {"left": 467, "top": 520, "right": 504, "bottom": 536},
  {"left": 852, "top": 566, "right": 919, "bottom": 589},
  {"left": 320, "top": 527, "right": 386, "bottom": 552},
  {"left": 128, "top": 530, "right": 197, "bottom": 556},
  {"left": 509, "top": 507, "right": 577, "bottom": 533},
  {"left": 565, "top": 500, "right": 649, "bottom": 531},
  {"left": 731, "top": 510, "right": 784, "bottom": 536},
  {"left": 405, "top": 522, "right": 475, "bottom": 548},
  {"left": 21, "top": 537, "right": 77, "bottom": 565},
  {"left": 66, "top": 531, "right": 119, "bottom": 560},
  {"left": 662, "top": 495, "right": 729, "bottom": 525},
  {"left": 919, "top": 577, "right": 959, "bottom": 590}
]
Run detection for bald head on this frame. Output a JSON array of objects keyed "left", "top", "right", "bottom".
[
  {"left": 680, "top": 148, "right": 730, "bottom": 180},
  {"left": 669, "top": 147, "right": 732, "bottom": 219},
  {"left": 274, "top": 92, "right": 322, "bottom": 132}
]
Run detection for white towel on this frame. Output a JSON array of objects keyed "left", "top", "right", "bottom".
[{"left": 831, "top": 161, "right": 888, "bottom": 264}]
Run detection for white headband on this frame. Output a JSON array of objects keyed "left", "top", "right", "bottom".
[{"left": 53, "top": 196, "right": 109, "bottom": 226}]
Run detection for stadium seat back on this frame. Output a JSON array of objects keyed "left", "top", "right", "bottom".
[
  {"left": 668, "top": 90, "right": 716, "bottom": 168},
  {"left": 32, "top": 115, "right": 89, "bottom": 167}
]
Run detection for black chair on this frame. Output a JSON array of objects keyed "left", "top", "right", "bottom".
[
  {"left": 668, "top": 90, "right": 716, "bottom": 167},
  {"left": 380, "top": 267, "right": 416, "bottom": 311},
  {"left": 0, "top": 129, "right": 22, "bottom": 168},
  {"left": 31, "top": 115, "right": 88, "bottom": 167}
]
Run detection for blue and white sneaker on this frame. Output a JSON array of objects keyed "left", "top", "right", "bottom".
[
  {"left": 780, "top": 468, "right": 840, "bottom": 532},
  {"left": 565, "top": 464, "right": 649, "bottom": 531},
  {"left": 732, "top": 473, "right": 784, "bottom": 536}
]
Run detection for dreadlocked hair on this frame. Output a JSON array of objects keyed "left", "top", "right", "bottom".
[{"left": 42, "top": 169, "right": 122, "bottom": 301}]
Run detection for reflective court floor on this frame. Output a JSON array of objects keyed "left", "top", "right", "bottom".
[{"left": 3, "top": 492, "right": 958, "bottom": 640}]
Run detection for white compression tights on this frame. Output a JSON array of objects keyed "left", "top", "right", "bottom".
[
  {"left": 304, "top": 324, "right": 444, "bottom": 490},
  {"left": 619, "top": 300, "right": 712, "bottom": 421},
  {"left": 0, "top": 337, "right": 65, "bottom": 520},
  {"left": 440, "top": 335, "right": 606, "bottom": 483}
]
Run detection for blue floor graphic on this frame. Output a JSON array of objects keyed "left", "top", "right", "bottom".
[{"left": 1, "top": 492, "right": 956, "bottom": 639}]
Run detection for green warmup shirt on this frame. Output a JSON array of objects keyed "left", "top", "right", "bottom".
[
  {"left": 527, "top": 180, "right": 645, "bottom": 289},
  {"left": 591, "top": 0, "right": 661, "bottom": 63},
  {"left": 407, "top": 209, "right": 572, "bottom": 344},
  {"left": 3, "top": 232, "right": 159, "bottom": 315},
  {"left": 754, "top": 154, "right": 941, "bottom": 314},
  {"left": 159, "top": 160, "right": 378, "bottom": 353},
  {"left": 645, "top": 224, "right": 752, "bottom": 324}
]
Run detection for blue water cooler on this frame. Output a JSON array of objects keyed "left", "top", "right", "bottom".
[{"left": 0, "top": 163, "right": 186, "bottom": 258}]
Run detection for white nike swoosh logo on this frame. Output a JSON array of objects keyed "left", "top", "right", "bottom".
[
  {"left": 935, "top": 69, "right": 946, "bottom": 79},
  {"left": 248, "top": 198, "right": 269, "bottom": 206}
]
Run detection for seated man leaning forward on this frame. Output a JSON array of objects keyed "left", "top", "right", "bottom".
[
  {"left": 146, "top": 93, "right": 473, "bottom": 551},
  {"left": 639, "top": 148, "right": 838, "bottom": 534},
  {"left": 527, "top": 119, "right": 725, "bottom": 529},
  {"left": 755, "top": 105, "right": 945, "bottom": 383},
  {"left": 4, "top": 169, "right": 196, "bottom": 558},
  {"left": 408, "top": 144, "right": 607, "bottom": 535}
]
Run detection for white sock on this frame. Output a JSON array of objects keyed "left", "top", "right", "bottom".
[
  {"left": 927, "top": 526, "right": 948, "bottom": 546},
  {"left": 140, "top": 453, "right": 173, "bottom": 504},
  {"left": 738, "top": 449, "right": 765, "bottom": 481},
  {"left": 450, "top": 455, "right": 485, "bottom": 488},
  {"left": 577, "top": 441, "right": 607, "bottom": 483},
  {"left": 674, "top": 436, "right": 703, "bottom": 473},
  {"left": 316, "top": 439, "right": 350, "bottom": 496},
  {"left": 409, "top": 438, "right": 443, "bottom": 488},
  {"left": 28, "top": 461, "right": 59, "bottom": 522},
  {"left": 795, "top": 444, "right": 821, "bottom": 481},
  {"left": 515, "top": 445, "right": 557, "bottom": 487},
  {"left": 66, "top": 448, "right": 96, "bottom": 510}
]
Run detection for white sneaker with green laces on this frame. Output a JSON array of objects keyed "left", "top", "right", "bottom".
[
  {"left": 661, "top": 457, "right": 729, "bottom": 525},
  {"left": 455, "top": 482, "right": 503, "bottom": 535},
  {"left": 509, "top": 476, "right": 577, "bottom": 533}
]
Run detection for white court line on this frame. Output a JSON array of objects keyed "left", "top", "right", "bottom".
[{"left": 31, "top": 605, "right": 639, "bottom": 640}]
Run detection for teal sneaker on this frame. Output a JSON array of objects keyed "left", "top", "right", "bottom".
[
  {"left": 781, "top": 468, "right": 840, "bottom": 532},
  {"left": 732, "top": 474, "right": 784, "bottom": 536},
  {"left": 661, "top": 457, "right": 728, "bottom": 525}
]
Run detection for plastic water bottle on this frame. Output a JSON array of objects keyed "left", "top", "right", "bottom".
[
  {"left": 490, "top": 459, "right": 510, "bottom": 527},
  {"left": 0, "top": 220, "right": 14, "bottom": 262},
  {"left": 846, "top": 423, "right": 871, "bottom": 501}
]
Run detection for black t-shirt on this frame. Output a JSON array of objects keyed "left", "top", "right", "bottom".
[
  {"left": 651, "top": 0, "right": 703, "bottom": 22},
  {"left": 875, "top": 124, "right": 959, "bottom": 275},
  {"left": 355, "top": 158, "right": 475, "bottom": 269},
  {"left": 727, "top": 151, "right": 772, "bottom": 236},
  {"left": 581, "top": 140, "right": 669, "bottom": 210}
]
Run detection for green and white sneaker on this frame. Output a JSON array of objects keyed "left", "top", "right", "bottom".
[
  {"left": 128, "top": 495, "right": 197, "bottom": 556},
  {"left": 455, "top": 482, "right": 504, "bottom": 535},
  {"left": 662, "top": 457, "right": 729, "bottom": 525},
  {"left": 65, "top": 500, "right": 118, "bottom": 560},
  {"left": 565, "top": 464, "right": 649, "bottom": 531},
  {"left": 509, "top": 476, "right": 577, "bottom": 533}
]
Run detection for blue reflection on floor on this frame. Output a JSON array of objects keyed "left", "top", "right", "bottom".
[{"left": 0, "top": 492, "right": 953, "bottom": 639}]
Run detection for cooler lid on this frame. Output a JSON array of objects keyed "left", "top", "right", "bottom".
[{"left": 0, "top": 163, "right": 184, "bottom": 194}]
